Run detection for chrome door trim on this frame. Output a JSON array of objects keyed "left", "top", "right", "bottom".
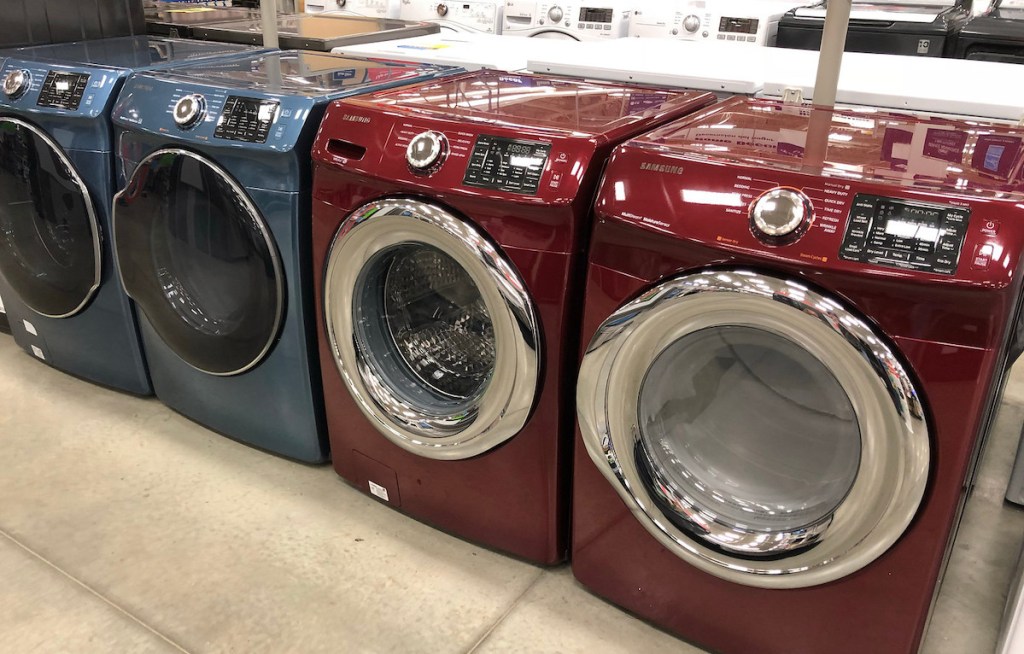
[
  {"left": 323, "top": 199, "right": 540, "bottom": 460},
  {"left": 577, "top": 269, "right": 930, "bottom": 589},
  {"left": 0, "top": 117, "right": 102, "bottom": 319},
  {"left": 112, "top": 148, "right": 285, "bottom": 377}
]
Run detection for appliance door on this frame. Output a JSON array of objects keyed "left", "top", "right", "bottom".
[
  {"left": 113, "top": 148, "right": 284, "bottom": 377},
  {"left": 577, "top": 269, "right": 929, "bottom": 589},
  {"left": 323, "top": 199, "right": 540, "bottom": 460},
  {"left": 0, "top": 118, "right": 101, "bottom": 318}
]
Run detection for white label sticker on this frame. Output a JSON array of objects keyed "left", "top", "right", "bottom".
[
  {"left": 368, "top": 481, "right": 390, "bottom": 502},
  {"left": 23, "top": 320, "right": 36, "bottom": 336},
  {"left": 30, "top": 345, "right": 44, "bottom": 360}
]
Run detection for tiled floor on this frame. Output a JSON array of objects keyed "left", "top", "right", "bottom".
[{"left": 1, "top": 333, "right": 1022, "bottom": 654}]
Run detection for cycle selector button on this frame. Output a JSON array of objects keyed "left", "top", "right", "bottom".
[
  {"left": 436, "top": 3, "right": 448, "bottom": 16},
  {"left": 406, "top": 130, "right": 448, "bottom": 173},
  {"left": 683, "top": 14, "right": 701, "bottom": 33},
  {"left": 173, "top": 94, "right": 206, "bottom": 130},
  {"left": 548, "top": 5, "right": 563, "bottom": 22},
  {"left": 2, "top": 69, "right": 30, "bottom": 100},
  {"left": 751, "top": 188, "right": 812, "bottom": 240}
]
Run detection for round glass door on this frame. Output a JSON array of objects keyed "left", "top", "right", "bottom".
[
  {"left": 113, "top": 149, "right": 283, "bottom": 376},
  {"left": 576, "top": 269, "right": 930, "bottom": 589},
  {"left": 0, "top": 118, "right": 101, "bottom": 318},
  {"left": 323, "top": 199, "right": 540, "bottom": 460}
]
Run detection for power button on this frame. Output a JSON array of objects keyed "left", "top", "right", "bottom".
[{"left": 980, "top": 219, "right": 1000, "bottom": 237}]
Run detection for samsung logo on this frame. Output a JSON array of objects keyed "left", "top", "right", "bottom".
[
  {"left": 640, "top": 162, "right": 684, "bottom": 175},
  {"left": 342, "top": 114, "right": 370, "bottom": 124}
]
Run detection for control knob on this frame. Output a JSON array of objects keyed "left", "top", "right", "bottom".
[
  {"left": 682, "top": 14, "right": 701, "bottom": 33},
  {"left": 173, "top": 93, "right": 206, "bottom": 130},
  {"left": 436, "top": 3, "right": 448, "bottom": 16},
  {"left": 406, "top": 130, "right": 448, "bottom": 173},
  {"left": 2, "top": 69, "right": 31, "bottom": 100},
  {"left": 337, "top": 0, "right": 346, "bottom": 6},
  {"left": 548, "top": 5, "right": 563, "bottom": 22},
  {"left": 750, "top": 188, "right": 812, "bottom": 242}
]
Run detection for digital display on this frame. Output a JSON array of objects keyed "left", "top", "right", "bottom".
[
  {"left": 579, "top": 7, "right": 614, "bottom": 23},
  {"left": 839, "top": 194, "right": 969, "bottom": 275},
  {"left": 719, "top": 17, "right": 760, "bottom": 34},
  {"left": 214, "top": 95, "right": 280, "bottom": 143},
  {"left": 463, "top": 135, "right": 551, "bottom": 195},
  {"left": 37, "top": 71, "right": 91, "bottom": 110}
]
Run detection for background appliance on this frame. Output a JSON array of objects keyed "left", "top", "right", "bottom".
[
  {"left": 333, "top": 32, "right": 593, "bottom": 70},
  {"left": 191, "top": 13, "right": 440, "bottom": 50},
  {"left": 0, "top": 36, "right": 257, "bottom": 395},
  {"left": 304, "top": 0, "right": 402, "bottom": 17},
  {"left": 110, "top": 51, "right": 456, "bottom": 462},
  {"left": 144, "top": 3, "right": 260, "bottom": 38},
  {"left": 573, "top": 95, "right": 1024, "bottom": 654},
  {"left": 397, "top": 0, "right": 504, "bottom": 34},
  {"left": 954, "top": 0, "right": 1024, "bottom": 62},
  {"left": 3, "top": 0, "right": 145, "bottom": 48},
  {"left": 629, "top": 0, "right": 792, "bottom": 45},
  {"left": 776, "top": 0, "right": 972, "bottom": 56},
  {"left": 310, "top": 70, "right": 715, "bottom": 563},
  {"left": 502, "top": 0, "right": 633, "bottom": 39}
]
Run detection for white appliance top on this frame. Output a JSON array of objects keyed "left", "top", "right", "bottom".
[
  {"left": 332, "top": 33, "right": 581, "bottom": 70},
  {"left": 794, "top": 1, "right": 955, "bottom": 23},
  {"left": 526, "top": 39, "right": 770, "bottom": 93},
  {"left": 761, "top": 49, "right": 1024, "bottom": 121}
]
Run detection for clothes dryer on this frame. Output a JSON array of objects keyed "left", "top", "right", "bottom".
[
  {"left": 311, "top": 70, "right": 715, "bottom": 563},
  {"left": 777, "top": 0, "right": 971, "bottom": 56},
  {"left": 110, "top": 51, "right": 456, "bottom": 462},
  {"left": 191, "top": 13, "right": 439, "bottom": 51},
  {"left": 502, "top": 0, "right": 633, "bottom": 39},
  {"left": 629, "top": 0, "right": 793, "bottom": 45},
  {"left": 305, "top": 0, "right": 402, "bottom": 17},
  {"left": 0, "top": 36, "right": 258, "bottom": 394},
  {"left": 573, "top": 96, "right": 1024, "bottom": 654},
  {"left": 398, "top": 0, "right": 504, "bottom": 34},
  {"left": 954, "top": 0, "right": 1024, "bottom": 62}
]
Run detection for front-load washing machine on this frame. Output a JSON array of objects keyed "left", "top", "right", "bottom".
[
  {"left": 398, "top": 0, "right": 504, "bottom": 34},
  {"left": 502, "top": 0, "right": 634, "bottom": 39},
  {"left": 333, "top": 32, "right": 596, "bottom": 70},
  {"left": 305, "top": 0, "right": 402, "bottom": 17},
  {"left": 191, "top": 13, "right": 439, "bottom": 51},
  {"left": 629, "top": 0, "right": 793, "bottom": 45},
  {"left": 954, "top": 0, "right": 1024, "bottom": 62},
  {"left": 777, "top": 0, "right": 971, "bottom": 56},
  {"left": 311, "top": 70, "right": 715, "bottom": 563},
  {"left": 0, "top": 36, "right": 258, "bottom": 394},
  {"left": 110, "top": 51, "right": 457, "bottom": 461},
  {"left": 573, "top": 96, "right": 1024, "bottom": 654}
]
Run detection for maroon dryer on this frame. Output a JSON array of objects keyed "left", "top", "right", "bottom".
[
  {"left": 310, "top": 70, "right": 716, "bottom": 564},
  {"left": 574, "top": 96, "right": 1024, "bottom": 653}
]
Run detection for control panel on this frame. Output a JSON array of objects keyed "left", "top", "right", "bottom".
[
  {"left": 399, "top": 0, "right": 503, "bottom": 33},
  {"left": 839, "top": 194, "right": 970, "bottom": 275},
  {"left": 37, "top": 71, "right": 91, "bottom": 110},
  {"left": 629, "top": 5, "right": 780, "bottom": 44},
  {"left": 463, "top": 135, "right": 551, "bottom": 194},
  {"left": 504, "top": 2, "right": 632, "bottom": 39},
  {"left": 214, "top": 95, "right": 280, "bottom": 144},
  {"left": 305, "top": 0, "right": 401, "bottom": 17}
]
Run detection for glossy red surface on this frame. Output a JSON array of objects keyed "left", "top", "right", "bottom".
[
  {"left": 572, "top": 97, "right": 1024, "bottom": 652},
  {"left": 310, "top": 71, "right": 715, "bottom": 564}
]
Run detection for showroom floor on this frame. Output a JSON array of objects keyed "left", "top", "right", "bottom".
[{"left": 1, "top": 334, "right": 1023, "bottom": 654}]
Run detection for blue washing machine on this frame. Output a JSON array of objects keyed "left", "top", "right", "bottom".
[
  {"left": 0, "top": 36, "right": 261, "bottom": 394},
  {"left": 111, "top": 51, "right": 459, "bottom": 462}
]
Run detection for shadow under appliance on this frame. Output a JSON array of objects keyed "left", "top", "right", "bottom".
[
  {"left": 111, "top": 51, "right": 458, "bottom": 461},
  {"left": 777, "top": 0, "right": 971, "bottom": 56},
  {"left": 573, "top": 96, "right": 1024, "bottom": 654},
  {"left": 311, "top": 69, "right": 715, "bottom": 563},
  {"left": 190, "top": 13, "right": 440, "bottom": 51},
  {"left": 0, "top": 36, "right": 257, "bottom": 394}
]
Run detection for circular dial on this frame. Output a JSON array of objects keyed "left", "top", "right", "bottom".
[
  {"left": 750, "top": 188, "right": 812, "bottom": 240},
  {"left": 548, "top": 5, "right": 564, "bottom": 22},
  {"left": 337, "top": 0, "right": 346, "bottom": 6},
  {"left": 682, "top": 14, "right": 701, "bottom": 32},
  {"left": 436, "top": 3, "right": 448, "bottom": 16},
  {"left": 2, "top": 69, "right": 30, "bottom": 100},
  {"left": 406, "top": 131, "right": 448, "bottom": 173},
  {"left": 173, "top": 94, "right": 206, "bottom": 130}
]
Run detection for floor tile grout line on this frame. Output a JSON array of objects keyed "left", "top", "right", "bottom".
[
  {"left": 462, "top": 568, "right": 547, "bottom": 654},
  {"left": 0, "top": 527, "right": 193, "bottom": 654}
]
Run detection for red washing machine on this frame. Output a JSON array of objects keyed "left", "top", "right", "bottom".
[
  {"left": 574, "top": 96, "right": 1024, "bottom": 653},
  {"left": 310, "top": 71, "right": 715, "bottom": 564}
]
